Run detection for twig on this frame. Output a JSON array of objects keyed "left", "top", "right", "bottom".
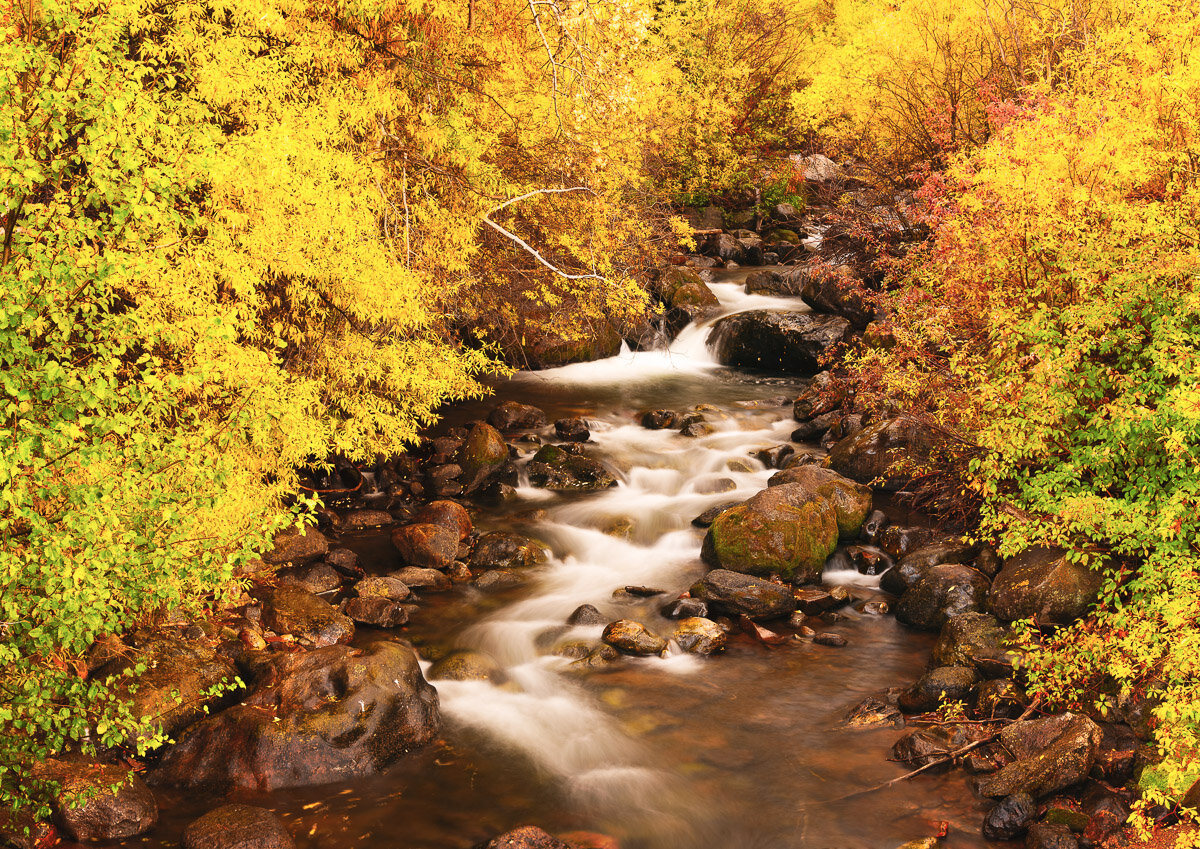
[{"left": 483, "top": 187, "right": 604, "bottom": 282}]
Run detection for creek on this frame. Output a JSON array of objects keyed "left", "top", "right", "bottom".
[{"left": 132, "top": 269, "right": 991, "bottom": 849}]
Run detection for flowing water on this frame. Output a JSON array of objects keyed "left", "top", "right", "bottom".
[{"left": 132, "top": 269, "right": 993, "bottom": 849}]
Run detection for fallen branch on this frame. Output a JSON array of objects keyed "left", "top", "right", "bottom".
[{"left": 483, "top": 187, "right": 605, "bottom": 283}]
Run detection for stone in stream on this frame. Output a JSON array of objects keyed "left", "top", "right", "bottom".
[
  {"left": 473, "top": 826, "right": 572, "bottom": 849},
  {"left": 261, "top": 585, "right": 354, "bottom": 647},
  {"left": 842, "top": 695, "right": 903, "bottom": 730},
  {"left": 982, "top": 793, "right": 1036, "bottom": 841},
  {"left": 897, "top": 665, "right": 979, "bottom": 713},
  {"left": 707, "top": 310, "right": 852, "bottom": 375},
  {"left": 426, "top": 650, "right": 504, "bottom": 683},
  {"left": 391, "top": 522, "right": 459, "bottom": 569},
  {"left": 752, "top": 444, "right": 795, "bottom": 469},
  {"left": 456, "top": 422, "right": 509, "bottom": 492},
  {"left": 555, "top": 417, "right": 590, "bottom": 442},
  {"left": 566, "top": 603, "right": 608, "bottom": 626},
  {"left": 859, "top": 509, "right": 889, "bottom": 543},
  {"left": 892, "top": 724, "right": 976, "bottom": 768},
  {"left": 932, "top": 612, "right": 1017, "bottom": 677},
  {"left": 601, "top": 619, "right": 667, "bottom": 656},
  {"left": 389, "top": 567, "right": 452, "bottom": 592},
  {"left": 825, "top": 416, "right": 944, "bottom": 491},
  {"left": 672, "top": 617, "right": 727, "bottom": 655},
  {"left": 526, "top": 444, "right": 617, "bottom": 491},
  {"left": 975, "top": 712, "right": 1103, "bottom": 799},
  {"left": 341, "top": 596, "right": 409, "bottom": 628},
  {"left": 1025, "top": 823, "right": 1079, "bottom": 849},
  {"left": 689, "top": 569, "right": 796, "bottom": 621},
  {"left": 975, "top": 678, "right": 1026, "bottom": 719},
  {"left": 275, "top": 561, "right": 343, "bottom": 594},
  {"left": 340, "top": 509, "right": 393, "bottom": 528},
  {"left": 640, "top": 409, "right": 678, "bottom": 429},
  {"left": 324, "top": 547, "right": 362, "bottom": 578},
  {"left": 880, "top": 524, "right": 941, "bottom": 560},
  {"left": 701, "top": 483, "right": 839, "bottom": 582},
  {"left": 880, "top": 538, "right": 979, "bottom": 596},
  {"left": 488, "top": 401, "right": 548, "bottom": 431},
  {"left": 661, "top": 597, "right": 708, "bottom": 619},
  {"left": 691, "top": 501, "right": 741, "bottom": 527},
  {"left": 895, "top": 564, "right": 991, "bottom": 631},
  {"left": 152, "top": 641, "right": 439, "bottom": 792},
  {"left": 181, "top": 804, "right": 294, "bottom": 849},
  {"left": 353, "top": 576, "right": 411, "bottom": 602},
  {"left": 34, "top": 760, "right": 157, "bottom": 842},
  {"left": 988, "top": 547, "right": 1103, "bottom": 626},
  {"left": 469, "top": 531, "right": 548, "bottom": 570},
  {"left": 790, "top": 264, "right": 877, "bottom": 329},
  {"left": 767, "top": 465, "right": 872, "bottom": 539},
  {"left": 262, "top": 525, "right": 328, "bottom": 566},
  {"left": 474, "top": 569, "right": 524, "bottom": 591},
  {"left": 813, "top": 632, "right": 848, "bottom": 647},
  {"left": 794, "top": 588, "right": 842, "bottom": 616},
  {"left": 413, "top": 500, "right": 473, "bottom": 540}
]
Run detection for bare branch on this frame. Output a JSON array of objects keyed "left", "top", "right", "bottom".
[{"left": 483, "top": 187, "right": 604, "bottom": 282}]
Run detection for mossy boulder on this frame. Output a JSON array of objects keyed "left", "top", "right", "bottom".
[
  {"left": 767, "top": 465, "right": 871, "bottom": 539},
  {"left": 527, "top": 444, "right": 617, "bottom": 491},
  {"left": 701, "top": 483, "right": 839, "bottom": 582},
  {"left": 989, "top": 547, "right": 1104, "bottom": 626}
]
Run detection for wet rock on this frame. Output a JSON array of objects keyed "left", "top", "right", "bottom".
[
  {"left": 791, "top": 413, "right": 838, "bottom": 442},
  {"left": 527, "top": 445, "right": 617, "bottom": 491},
  {"left": 794, "top": 588, "right": 843, "bottom": 616},
  {"left": 474, "top": 826, "right": 571, "bottom": 849},
  {"left": 572, "top": 644, "right": 621, "bottom": 671},
  {"left": 840, "top": 545, "right": 893, "bottom": 575},
  {"left": 813, "top": 632, "right": 847, "bottom": 647},
  {"left": 1025, "top": 823, "right": 1078, "bottom": 849},
  {"left": 661, "top": 597, "right": 708, "bottom": 619},
  {"left": 976, "top": 678, "right": 1026, "bottom": 719},
  {"left": 181, "top": 804, "right": 294, "bottom": 849},
  {"left": 843, "top": 696, "right": 902, "bottom": 730},
  {"left": 1080, "top": 787, "right": 1130, "bottom": 845},
  {"left": 768, "top": 465, "right": 872, "bottom": 539},
  {"left": 895, "top": 840, "right": 939, "bottom": 849},
  {"left": 673, "top": 617, "right": 727, "bottom": 655},
  {"left": 701, "top": 483, "right": 839, "bottom": 582},
  {"left": 976, "top": 712, "right": 1103, "bottom": 798},
  {"left": 932, "top": 612, "right": 1015, "bottom": 677},
  {"left": 426, "top": 650, "right": 504, "bottom": 683},
  {"left": 989, "top": 548, "right": 1103, "bottom": 626},
  {"left": 793, "top": 265, "right": 876, "bottom": 328},
  {"left": 413, "top": 500, "right": 473, "bottom": 540},
  {"left": 745, "top": 268, "right": 803, "bottom": 296},
  {"left": 520, "top": 323, "right": 622, "bottom": 369},
  {"left": 341, "top": 509, "right": 393, "bottom": 529},
  {"left": 456, "top": 422, "right": 509, "bottom": 491},
  {"left": 153, "top": 641, "right": 439, "bottom": 792},
  {"left": 554, "top": 417, "right": 590, "bottom": 442},
  {"left": 859, "top": 509, "right": 890, "bottom": 543},
  {"left": 342, "top": 596, "right": 409, "bottom": 628},
  {"left": 488, "top": 402, "right": 548, "bottom": 431},
  {"left": 892, "top": 724, "right": 975, "bottom": 767},
  {"left": 898, "top": 666, "right": 979, "bottom": 713},
  {"left": 640, "top": 409, "right": 678, "bottom": 429},
  {"left": 860, "top": 600, "right": 889, "bottom": 615},
  {"left": 601, "top": 620, "right": 667, "bottom": 656},
  {"left": 707, "top": 310, "right": 852, "bottom": 375},
  {"left": 880, "top": 539, "right": 980, "bottom": 595},
  {"left": 753, "top": 444, "right": 795, "bottom": 469},
  {"left": 679, "top": 420, "right": 714, "bottom": 437},
  {"left": 261, "top": 585, "right": 354, "bottom": 647},
  {"left": 470, "top": 532, "right": 548, "bottom": 570},
  {"left": 825, "top": 417, "right": 943, "bottom": 491},
  {"left": 1093, "top": 723, "right": 1141, "bottom": 784},
  {"left": 391, "top": 522, "right": 459, "bottom": 569},
  {"left": 566, "top": 604, "right": 608, "bottom": 626},
  {"left": 620, "top": 585, "right": 666, "bottom": 598},
  {"left": 353, "top": 576, "right": 411, "bottom": 602},
  {"left": 477, "top": 481, "right": 519, "bottom": 505},
  {"left": 657, "top": 266, "right": 722, "bottom": 328},
  {"left": 275, "top": 562, "right": 343, "bottom": 594},
  {"left": 325, "top": 548, "right": 361, "bottom": 578},
  {"left": 895, "top": 564, "right": 991, "bottom": 631},
  {"left": 262, "top": 526, "right": 328, "bottom": 566},
  {"left": 691, "top": 502, "right": 741, "bottom": 527},
  {"left": 880, "top": 525, "right": 941, "bottom": 560},
  {"left": 694, "top": 477, "right": 736, "bottom": 494},
  {"left": 982, "top": 793, "right": 1036, "bottom": 841},
  {"left": 474, "top": 569, "right": 523, "bottom": 591},
  {"left": 389, "top": 567, "right": 452, "bottom": 592},
  {"left": 37, "top": 760, "right": 157, "bottom": 842},
  {"left": 689, "top": 570, "right": 796, "bottom": 621}
]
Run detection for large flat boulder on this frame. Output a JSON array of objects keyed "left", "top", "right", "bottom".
[
  {"left": 825, "top": 416, "right": 942, "bottom": 491},
  {"left": 689, "top": 569, "right": 796, "bottom": 621},
  {"left": 976, "top": 713, "right": 1103, "bottom": 798},
  {"left": 707, "top": 310, "right": 851, "bottom": 375}
]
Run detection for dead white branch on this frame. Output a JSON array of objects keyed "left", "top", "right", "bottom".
[{"left": 483, "top": 187, "right": 604, "bottom": 282}]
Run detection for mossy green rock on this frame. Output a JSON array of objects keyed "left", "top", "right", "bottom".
[
  {"left": 658, "top": 267, "right": 719, "bottom": 309},
  {"left": 456, "top": 422, "right": 508, "bottom": 491},
  {"left": 427, "top": 650, "right": 504, "bottom": 683},
  {"left": 527, "top": 445, "right": 616, "bottom": 491},
  {"left": 768, "top": 465, "right": 871, "bottom": 539},
  {"left": 701, "top": 483, "right": 838, "bottom": 582}
]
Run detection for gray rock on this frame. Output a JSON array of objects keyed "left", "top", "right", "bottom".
[
  {"left": 880, "top": 539, "right": 980, "bottom": 595},
  {"left": 689, "top": 569, "right": 796, "bottom": 621},
  {"left": 989, "top": 547, "right": 1103, "bottom": 625},
  {"left": 982, "top": 793, "right": 1036, "bottom": 840},
  {"left": 976, "top": 712, "right": 1103, "bottom": 798},
  {"left": 895, "top": 564, "right": 991, "bottom": 631},
  {"left": 566, "top": 604, "right": 608, "bottom": 626}
]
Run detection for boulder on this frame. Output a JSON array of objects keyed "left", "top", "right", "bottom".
[
  {"left": 976, "top": 713, "right": 1103, "bottom": 798},
  {"left": 879, "top": 524, "right": 940, "bottom": 559},
  {"left": 261, "top": 585, "right": 354, "bottom": 647},
  {"left": 474, "top": 826, "right": 571, "bottom": 849},
  {"left": 262, "top": 526, "right": 328, "bottom": 566},
  {"left": 153, "top": 641, "right": 439, "bottom": 791},
  {"left": 275, "top": 562, "right": 343, "bottom": 594},
  {"left": 413, "top": 500, "right": 473, "bottom": 540},
  {"left": 519, "top": 324, "right": 622, "bottom": 369},
  {"left": 526, "top": 445, "right": 617, "bottom": 491},
  {"left": 391, "top": 523, "right": 459, "bottom": 569},
  {"left": 707, "top": 310, "right": 851, "bottom": 375},
  {"left": 601, "top": 620, "right": 667, "bottom": 656},
  {"left": 932, "top": 612, "right": 1016, "bottom": 676},
  {"left": 691, "top": 501, "right": 741, "bottom": 528},
  {"left": 892, "top": 724, "right": 975, "bottom": 768},
  {"left": 895, "top": 564, "right": 991, "bottom": 631},
  {"left": 426, "top": 650, "right": 504, "bottom": 682},
  {"left": 825, "top": 417, "right": 943, "bottom": 491},
  {"left": 640, "top": 410, "right": 678, "bottom": 430},
  {"left": 792, "top": 265, "right": 875, "bottom": 328},
  {"left": 701, "top": 483, "right": 839, "bottom": 582},
  {"left": 342, "top": 596, "right": 409, "bottom": 628},
  {"left": 989, "top": 548, "right": 1103, "bottom": 626},
  {"left": 767, "top": 465, "right": 871, "bottom": 539},
  {"left": 982, "top": 793, "right": 1036, "bottom": 841},
  {"left": 469, "top": 532, "right": 548, "bottom": 570},
  {"left": 703, "top": 232, "right": 745, "bottom": 263},
  {"left": 37, "top": 761, "right": 157, "bottom": 842},
  {"left": 796, "top": 153, "right": 843, "bottom": 183},
  {"left": 389, "top": 567, "right": 452, "bottom": 591},
  {"left": 661, "top": 598, "right": 708, "bottom": 619},
  {"left": 672, "top": 617, "right": 727, "bottom": 655},
  {"left": 897, "top": 666, "right": 979, "bottom": 713},
  {"left": 744, "top": 269, "right": 803, "bottom": 296},
  {"left": 880, "top": 538, "right": 979, "bottom": 595},
  {"left": 353, "top": 576, "right": 411, "bottom": 602},
  {"left": 976, "top": 678, "right": 1026, "bottom": 719},
  {"left": 657, "top": 267, "right": 721, "bottom": 326},
  {"left": 181, "top": 804, "right": 294, "bottom": 849},
  {"left": 555, "top": 418, "right": 590, "bottom": 442},
  {"left": 488, "top": 402, "right": 548, "bottom": 431},
  {"left": 689, "top": 570, "right": 796, "bottom": 621},
  {"left": 456, "top": 422, "right": 509, "bottom": 492}
]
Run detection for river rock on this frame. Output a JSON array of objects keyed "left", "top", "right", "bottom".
[
  {"left": 825, "top": 417, "right": 943, "bottom": 491},
  {"left": 474, "top": 826, "right": 571, "bottom": 849},
  {"left": 989, "top": 547, "right": 1103, "bottom": 626},
  {"left": 488, "top": 401, "right": 548, "bottom": 431},
  {"left": 880, "top": 538, "right": 980, "bottom": 595},
  {"left": 353, "top": 576, "right": 411, "bottom": 602},
  {"left": 897, "top": 666, "right": 979, "bottom": 713},
  {"left": 891, "top": 724, "right": 975, "bottom": 767},
  {"left": 261, "top": 585, "right": 354, "bottom": 647},
  {"left": 793, "top": 265, "right": 876, "bottom": 328},
  {"left": 744, "top": 268, "right": 803, "bottom": 296},
  {"left": 672, "top": 617, "right": 726, "bottom": 655},
  {"left": 768, "top": 465, "right": 871, "bottom": 539},
  {"left": 389, "top": 566, "right": 452, "bottom": 591},
  {"left": 474, "top": 569, "right": 522, "bottom": 590},
  {"left": 841, "top": 545, "right": 893, "bottom": 575},
  {"left": 640, "top": 409, "right": 678, "bottom": 429},
  {"left": 181, "top": 804, "right": 294, "bottom": 849},
  {"left": 520, "top": 323, "right": 622, "bottom": 369},
  {"left": 602, "top": 620, "right": 667, "bottom": 656},
  {"left": 843, "top": 696, "right": 903, "bottom": 730},
  {"left": 555, "top": 417, "right": 590, "bottom": 442},
  {"left": 262, "top": 526, "right": 328, "bottom": 565},
  {"left": 895, "top": 564, "right": 991, "bottom": 631},
  {"left": 275, "top": 561, "right": 343, "bottom": 594},
  {"left": 707, "top": 310, "right": 852, "bottom": 374},
  {"left": 341, "top": 509, "right": 393, "bottom": 529},
  {"left": 469, "top": 532, "right": 548, "bottom": 570},
  {"left": 342, "top": 596, "right": 409, "bottom": 628},
  {"left": 691, "top": 501, "right": 741, "bottom": 527},
  {"left": 427, "top": 650, "right": 504, "bottom": 682},
  {"left": 976, "top": 678, "right": 1026, "bottom": 719},
  {"left": 566, "top": 604, "right": 608, "bottom": 626},
  {"left": 661, "top": 597, "right": 709, "bottom": 619},
  {"left": 813, "top": 632, "right": 847, "bottom": 647},
  {"left": 689, "top": 570, "right": 796, "bottom": 621},
  {"left": 413, "top": 500, "right": 473, "bottom": 540},
  {"left": 982, "top": 793, "right": 1036, "bottom": 840},
  {"left": 456, "top": 422, "right": 509, "bottom": 491},
  {"left": 391, "top": 522, "right": 459, "bottom": 569},
  {"left": 37, "top": 760, "right": 157, "bottom": 842},
  {"left": 976, "top": 712, "right": 1103, "bottom": 798},
  {"left": 153, "top": 641, "right": 439, "bottom": 791},
  {"left": 701, "top": 483, "right": 839, "bottom": 582},
  {"left": 1025, "top": 823, "right": 1079, "bottom": 849},
  {"left": 324, "top": 548, "right": 361, "bottom": 578},
  {"left": 657, "top": 267, "right": 721, "bottom": 330},
  {"left": 859, "top": 509, "right": 889, "bottom": 543},
  {"left": 932, "top": 612, "right": 1015, "bottom": 676},
  {"left": 527, "top": 445, "right": 617, "bottom": 491}
]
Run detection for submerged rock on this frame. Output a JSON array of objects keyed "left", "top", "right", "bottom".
[
  {"left": 689, "top": 570, "right": 796, "bottom": 621},
  {"left": 181, "top": 804, "right": 294, "bottom": 849},
  {"left": 426, "top": 650, "right": 504, "bottom": 682}
]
